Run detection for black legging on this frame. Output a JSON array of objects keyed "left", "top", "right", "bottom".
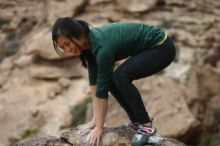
[{"left": 109, "top": 37, "right": 176, "bottom": 124}]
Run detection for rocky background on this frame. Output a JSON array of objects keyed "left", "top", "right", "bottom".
[{"left": 0, "top": 0, "right": 220, "bottom": 146}]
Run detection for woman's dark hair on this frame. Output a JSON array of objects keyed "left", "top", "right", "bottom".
[{"left": 51, "top": 17, "right": 91, "bottom": 68}]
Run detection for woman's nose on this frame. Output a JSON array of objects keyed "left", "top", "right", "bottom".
[{"left": 63, "top": 46, "right": 71, "bottom": 53}]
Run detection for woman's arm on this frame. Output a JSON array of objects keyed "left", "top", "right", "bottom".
[
  {"left": 94, "top": 96, "right": 108, "bottom": 128},
  {"left": 86, "top": 87, "right": 108, "bottom": 145},
  {"left": 90, "top": 85, "right": 97, "bottom": 121},
  {"left": 91, "top": 85, "right": 108, "bottom": 128},
  {"left": 86, "top": 48, "right": 112, "bottom": 145}
]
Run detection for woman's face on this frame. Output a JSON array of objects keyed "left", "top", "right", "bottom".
[{"left": 56, "top": 35, "right": 86, "bottom": 56}]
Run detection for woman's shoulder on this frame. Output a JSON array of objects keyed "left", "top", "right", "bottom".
[
  {"left": 100, "top": 21, "right": 145, "bottom": 28},
  {"left": 90, "top": 22, "right": 145, "bottom": 30}
]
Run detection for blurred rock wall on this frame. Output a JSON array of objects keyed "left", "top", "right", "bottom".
[{"left": 0, "top": 0, "right": 220, "bottom": 146}]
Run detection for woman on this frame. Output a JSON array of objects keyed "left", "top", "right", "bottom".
[{"left": 52, "top": 17, "right": 176, "bottom": 146}]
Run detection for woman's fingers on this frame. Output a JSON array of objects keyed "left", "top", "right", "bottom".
[
  {"left": 89, "top": 136, "right": 95, "bottom": 146},
  {"left": 87, "top": 133, "right": 93, "bottom": 146},
  {"left": 86, "top": 127, "right": 102, "bottom": 146},
  {"left": 92, "top": 137, "right": 96, "bottom": 146},
  {"left": 96, "top": 137, "right": 100, "bottom": 146},
  {"left": 88, "top": 135, "right": 99, "bottom": 146},
  {"left": 89, "top": 136, "right": 93, "bottom": 146}
]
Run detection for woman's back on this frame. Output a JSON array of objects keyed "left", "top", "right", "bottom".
[{"left": 88, "top": 22, "right": 166, "bottom": 61}]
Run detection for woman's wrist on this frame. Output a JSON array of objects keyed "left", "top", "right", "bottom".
[
  {"left": 93, "top": 121, "right": 104, "bottom": 130},
  {"left": 95, "top": 124, "right": 103, "bottom": 129}
]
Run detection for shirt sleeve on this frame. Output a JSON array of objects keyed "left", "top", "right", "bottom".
[
  {"left": 87, "top": 54, "right": 98, "bottom": 85},
  {"left": 95, "top": 48, "right": 115, "bottom": 99}
]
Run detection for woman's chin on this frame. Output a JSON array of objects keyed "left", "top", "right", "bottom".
[
  {"left": 68, "top": 51, "right": 81, "bottom": 57},
  {"left": 74, "top": 52, "right": 81, "bottom": 56},
  {"left": 77, "top": 52, "right": 82, "bottom": 56},
  {"left": 62, "top": 53, "right": 77, "bottom": 57}
]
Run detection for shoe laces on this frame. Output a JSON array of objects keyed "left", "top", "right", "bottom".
[{"left": 138, "top": 118, "right": 156, "bottom": 134}]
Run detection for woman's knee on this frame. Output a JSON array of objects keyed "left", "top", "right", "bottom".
[{"left": 112, "top": 70, "right": 131, "bottom": 87}]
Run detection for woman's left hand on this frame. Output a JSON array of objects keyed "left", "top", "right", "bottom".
[{"left": 86, "top": 126, "right": 103, "bottom": 146}]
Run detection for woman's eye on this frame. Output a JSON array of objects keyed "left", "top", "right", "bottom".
[{"left": 66, "top": 42, "right": 70, "bottom": 46}]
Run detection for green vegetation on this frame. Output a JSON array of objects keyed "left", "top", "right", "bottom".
[
  {"left": 21, "top": 125, "right": 39, "bottom": 139},
  {"left": 0, "top": 31, "right": 20, "bottom": 62},
  {"left": 204, "top": 22, "right": 215, "bottom": 31},
  {"left": 200, "top": 135, "right": 215, "bottom": 146},
  {"left": 70, "top": 96, "right": 92, "bottom": 126},
  {"left": 214, "top": 107, "right": 220, "bottom": 123},
  {"left": 0, "top": 19, "right": 10, "bottom": 27}
]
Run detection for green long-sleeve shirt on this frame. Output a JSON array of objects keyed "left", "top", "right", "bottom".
[{"left": 87, "top": 22, "right": 166, "bottom": 99}]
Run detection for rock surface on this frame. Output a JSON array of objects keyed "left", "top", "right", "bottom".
[
  {"left": 115, "top": 0, "right": 157, "bottom": 13},
  {"left": 14, "top": 127, "right": 187, "bottom": 146},
  {"left": 0, "top": 56, "right": 88, "bottom": 146}
]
